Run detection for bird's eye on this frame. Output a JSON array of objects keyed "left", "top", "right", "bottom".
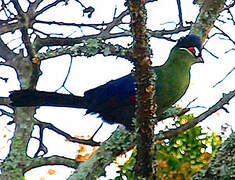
[{"left": 186, "top": 47, "right": 200, "bottom": 57}]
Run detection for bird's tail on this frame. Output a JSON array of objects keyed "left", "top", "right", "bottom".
[{"left": 9, "top": 89, "right": 87, "bottom": 109}]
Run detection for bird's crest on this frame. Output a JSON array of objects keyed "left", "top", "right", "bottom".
[{"left": 175, "top": 34, "right": 202, "bottom": 58}]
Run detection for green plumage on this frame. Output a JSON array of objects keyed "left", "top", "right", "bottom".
[
  {"left": 154, "top": 45, "right": 202, "bottom": 115},
  {"left": 10, "top": 34, "right": 203, "bottom": 129}
]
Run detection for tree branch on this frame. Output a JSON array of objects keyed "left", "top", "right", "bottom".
[
  {"left": 176, "top": 0, "right": 183, "bottom": 26},
  {"left": 35, "top": 121, "right": 100, "bottom": 147},
  {"left": 11, "top": 0, "right": 24, "bottom": 16},
  {"left": 34, "top": 0, "right": 65, "bottom": 17},
  {"left": 34, "top": 26, "right": 192, "bottom": 51},
  {"left": 37, "top": 39, "right": 133, "bottom": 61},
  {"left": 214, "top": 25, "right": 235, "bottom": 46},
  {"left": 128, "top": 0, "right": 156, "bottom": 179},
  {"left": 190, "top": 0, "right": 225, "bottom": 42},
  {"left": 67, "top": 128, "right": 135, "bottom": 180},
  {"left": 65, "top": 89, "right": 235, "bottom": 180},
  {"left": 0, "top": 38, "right": 17, "bottom": 61},
  {"left": 155, "top": 89, "right": 235, "bottom": 140},
  {"left": 24, "top": 155, "right": 79, "bottom": 172}
]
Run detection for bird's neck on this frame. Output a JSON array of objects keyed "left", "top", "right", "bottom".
[
  {"left": 165, "top": 52, "right": 193, "bottom": 69},
  {"left": 163, "top": 58, "right": 192, "bottom": 75},
  {"left": 161, "top": 56, "right": 192, "bottom": 93}
]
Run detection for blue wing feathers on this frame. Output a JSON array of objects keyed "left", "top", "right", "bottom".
[{"left": 84, "top": 74, "right": 136, "bottom": 114}]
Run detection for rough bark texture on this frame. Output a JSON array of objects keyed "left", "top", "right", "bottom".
[
  {"left": 190, "top": 0, "right": 225, "bottom": 41},
  {"left": 128, "top": 0, "right": 156, "bottom": 179}
]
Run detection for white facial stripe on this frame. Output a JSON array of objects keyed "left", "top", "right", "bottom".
[
  {"left": 179, "top": 47, "right": 200, "bottom": 57},
  {"left": 194, "top": 47, "right": 200, "bottom": 57}
]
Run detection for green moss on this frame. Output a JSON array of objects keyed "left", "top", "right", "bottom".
[
  {"left": 191, "top": 0, "right": 225, "bottom": 41},
  {"left": 1, "top": 137, "right": 28, "bottom": 179}
]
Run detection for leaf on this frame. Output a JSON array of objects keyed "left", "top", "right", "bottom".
[{"left": 48, "top": 169, "right": 56, "bottom": 175}]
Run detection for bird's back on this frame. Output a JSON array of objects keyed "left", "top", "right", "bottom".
[{"left": 83, "top": 63, "right": 190, "bottom": 128}]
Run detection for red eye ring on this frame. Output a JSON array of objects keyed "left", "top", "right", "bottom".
[
  {"left": 186, "top": 47, "right": 200, "bottom": 57},
  {"left": 187, "top": 47, "right": 195, "bottom": 53}
]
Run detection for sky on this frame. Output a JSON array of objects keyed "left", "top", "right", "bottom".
[{"left": 0, "top": 0, "right": 234, "bottom": 179}]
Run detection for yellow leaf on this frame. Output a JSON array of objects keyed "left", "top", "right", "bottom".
[
  {"left": 76, "top": 154, "right": 90, "bottom": 161},
  {"left": 158, "top": 160, "right": 168, "bottom": 168},
  {"left": 78, "top": 144, "right": 86, "bottom": 153},
  {"left": 201, "top": 152, "right": 211, "bottom": 160},
  {"left": 48, "top": 169, "right": 56, "bottom": 175},
  {"left": 32, "top": 57, "right": 40, "bottom": 64}
]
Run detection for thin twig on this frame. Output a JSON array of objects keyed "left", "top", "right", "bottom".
[
  {"left": 35, "top": 121, "right": 100, "bottom": 146},
  {"left": 176, "top": 0, "right": 183, "bottom": 26},
  {"left": 213, "top": 67, "right": 235, "bottom": 88},
  {"left": 214, "top": 25, "right": 235, "bottom": 46},
  {"left": 56, "top": 56, "right": 73, "bottom": 93},
  {"left": 155, "top": 90, "right": 235, "bottom": 140}
]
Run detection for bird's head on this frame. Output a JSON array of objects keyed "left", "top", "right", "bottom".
[{"left": 170, "top": 34, "right": 204, "bottom": 66}]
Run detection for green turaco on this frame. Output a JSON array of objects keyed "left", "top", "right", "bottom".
[{"left": 10, "top": 34, "right": 203, "bottom": 129}]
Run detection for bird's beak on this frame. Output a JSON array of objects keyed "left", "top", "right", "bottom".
[{"left": 196, "top": 56, "right": 204, "bottom": 63}]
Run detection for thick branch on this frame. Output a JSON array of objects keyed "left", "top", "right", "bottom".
[
  {"left": 37, "top": 39, "right": 133, "bottom": 61},
  {"left": 21, "top": 28, "right": 36, "bottom": 59},
  {"left": 34, "top": 27, "right": 192, "bottom": 51},
  {"left": 28, "top": 0, "right": 44, "bottom": 16},
  {"left": 0, "top": 38, "right": 17, "bottom": 61},
  {"left": 0, "top": 21, "right": 25, "bottom": 35},
  {"left": 20, "top": 27, "right": 40, "bottom": 88},
  {"left": 128, "top": 0, "right": 156, "bottom": 179},
  {"left": 0, "top": 107, "right": 36, "bottom": 179},
  {"left": 190, "top": 0, "right": 225, "bottom": 42},
  {"left": 11, "top": 0, "right": 24, "bottom": 17},
  {"left": 34, "top": 32, "right": 131, "bottom": 51}
]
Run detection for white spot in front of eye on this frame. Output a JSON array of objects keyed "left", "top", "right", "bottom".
[{"left": 194, "top": 47, "right": 200, "bottom": 56}]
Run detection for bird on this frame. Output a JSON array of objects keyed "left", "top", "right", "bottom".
[{"left": 9, "top": 34, "right": 203, "bottom": 130}]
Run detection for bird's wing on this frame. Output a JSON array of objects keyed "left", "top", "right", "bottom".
[{"left": 84, "top": 74, "right": 136, "bottom": 114}]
